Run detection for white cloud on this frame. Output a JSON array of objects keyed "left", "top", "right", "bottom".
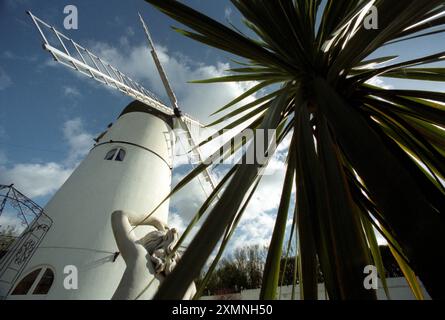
[
  {"left": 366, "top": 76, "right": 394, "bottom": 89},
  {"left": 0, "top": 67, "right": 12, "bottom": 90},
  {"left": 63, "top": 118, "right": 95, "bottom": 166},
  {"left": 63, "top": 86, "right": 81, "bottom": 98},
  {"left": 228, "top": 152, "right": 288, "bottom": 251},
  {"left": 0, "top": 118, "right": 94, "bottom": 198},
  {"left": 168, "top": 211, "right": 189, "bottom": 234},
  {"left": 168, "top": 170, "right": 208, "bottom": 226},
  {"left": 89, "top": 41, "right": 256, "bottom": 122},
  {"left": 0, "top": 163, "right": 71, "bottom": 198},
  {"left": 0, "top": 210, "right": 27, "bottom": 234},
  {"left": 169, "top": 145, "right": 289, "bottom": 255},
  {"left": 126, "top": 26, "right": 135, "bottom": 37}
]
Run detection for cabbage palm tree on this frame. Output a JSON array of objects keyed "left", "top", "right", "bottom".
[{"left": 144, "top": 0, "right": 445, "bottom": 300}]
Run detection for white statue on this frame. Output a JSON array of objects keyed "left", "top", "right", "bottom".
[{"left": 110, "top": 210, "right": 196, "bottom": 300}]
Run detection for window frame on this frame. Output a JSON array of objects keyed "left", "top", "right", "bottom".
[
  {"left": 114, "top": 149, "right": 126, "bottom": 162},
  {"left": 32, "top": 268, "right": 55, "bottom": 295},
  {"left": 104, "top": 148, "right": 118, "bottom": 161},
  {"left": 10, "top": 268, "right": 41, "bottom": 296},
  {"left": 104, "top": 147, "right": 126, "bottom": 162},
  {"left": 10, "top": 266, "right": 55, "bottom": 296}
]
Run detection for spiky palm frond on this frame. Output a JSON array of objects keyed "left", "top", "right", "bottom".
[{"left": 144, "top": 0, "right": 445, "bottom": 300}]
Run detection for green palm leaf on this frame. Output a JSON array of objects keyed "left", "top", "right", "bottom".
[{"left": 144, "top": 0, "right": 445, "bottom": 300}]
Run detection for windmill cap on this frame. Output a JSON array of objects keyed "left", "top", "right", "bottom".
[{"left": 118, "top": 100, "right": 174, "bottom": 129}]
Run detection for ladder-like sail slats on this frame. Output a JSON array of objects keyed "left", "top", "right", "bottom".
[
  {"left": 27, "top": 11, "right": 173, "bottom": 117},
  {"left": 177, "top": 119, "right": 219, "bottom": 196},
  {"left": 138, "top": 12, "right": 219, "bottom": 197},
  {"left": 28, "top": 11, "right": 215, "bottom": 197}
]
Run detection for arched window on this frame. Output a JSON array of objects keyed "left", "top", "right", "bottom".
[
  {"left": 104, "top": 148, "right": 126, "bottom": 161},
  {"left": 32, "top": 268, "right": 54, "bottom": 295},
  {"left": 11, "top": 267, "right": 55, "bottom": 296},
  {"left": 105, "top": 148, "right": 117, "bottom": 160},
  {"left": 115, "top": 149, "right": 126, "bottom": 161},
  {"left": 11, "top": 269, "right": 40, "bottom": 295}
]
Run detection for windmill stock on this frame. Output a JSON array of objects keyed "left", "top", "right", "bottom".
[{"left": 0, "top": 11, "right": 216, "bottom": 300}]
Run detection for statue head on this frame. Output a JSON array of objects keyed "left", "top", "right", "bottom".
[{"left": 138, "top": 227, "right": 181, "bottom": 275}]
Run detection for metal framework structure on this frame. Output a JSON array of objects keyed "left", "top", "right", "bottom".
[
  {"left": 0, "top": 184, "right": 53, "bottom": 299},
  {"left": 0, "top": 184, "right": 45, "bottom": 229},
  {"left": 28, "top": 11, "right": 218, "bottom": 196}
]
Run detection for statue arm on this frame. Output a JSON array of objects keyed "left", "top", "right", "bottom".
[
  {"left": 111, "top": 210, "right": 167, "bottom": 262},
  {"left": 111, "top": 210, "right": 139, "bottom": 262},
  {"left": 117, "top": 209, "right": 167, "bottom": 231},
  {"left": 136, "top": 214, "right": 167, "bottom": 232}
]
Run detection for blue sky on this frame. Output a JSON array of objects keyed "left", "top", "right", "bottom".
[
  {"left": 0, "top": 0, "right": 284, "bottom": 253},
  {"left": 1, "top": 0, "right": 444, "bottom": 254},
  {"left": 0, "top": 0, "right": 240, "bottom": 196},
  {"left": 0, "top": 0, "right": 240, "bottom": 171}
]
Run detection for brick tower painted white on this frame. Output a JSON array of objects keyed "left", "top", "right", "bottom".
[{"left": 3, "top": 101, "right": 174, "bottom": 299}]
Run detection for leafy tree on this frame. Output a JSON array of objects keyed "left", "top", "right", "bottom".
[
  {"left": 0, "top": 226, "right": 19, "bottom": 259},
  {"left": 196, "top": 245, "right": 267, "bottom": 296},
  {"left": 145, "top": 0, "right": 445, "bottom": 300},
  {"left": 197, "top": 244, "right": 402, "bottom": 297}
]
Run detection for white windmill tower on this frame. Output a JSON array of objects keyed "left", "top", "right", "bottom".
[{"left": 0, "top": 11, "right": 217, "bottom": 300}]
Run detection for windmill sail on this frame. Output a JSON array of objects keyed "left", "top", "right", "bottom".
[
  {"left": 138, "top": 13, "right": 181, "bottom": 116},
  {"left": 27, "top": 11, "right": 172, "bottom": 116},
  {"left": 138, "top": 13, "right": 218, "bottom": 195},
  {"left": 28, "top": 11, "right": 217, "bottom": 196}
]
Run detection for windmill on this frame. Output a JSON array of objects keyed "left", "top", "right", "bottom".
[{"left": 0, "top": 11, "right": 218, "bottom": 300}]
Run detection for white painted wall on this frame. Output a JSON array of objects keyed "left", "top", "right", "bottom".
[{"left": 4, "top": 108, "right": 174, "bottom": 299}]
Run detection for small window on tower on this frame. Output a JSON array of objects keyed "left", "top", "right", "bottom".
[
  {"left": 11, "top": 268, "right": 41, "bottom": 295},
  {"left": 115, "top": 149, "right": 126, "bottom": 161},
  {"left": 11, "top": 267, "right": 55, "bottom": 296},
  {"left": 105, "top": 149, "right": 117, "bottom": 160},
  {"left": 32, "top": 268, "right": 54, "bottom": 295}
]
